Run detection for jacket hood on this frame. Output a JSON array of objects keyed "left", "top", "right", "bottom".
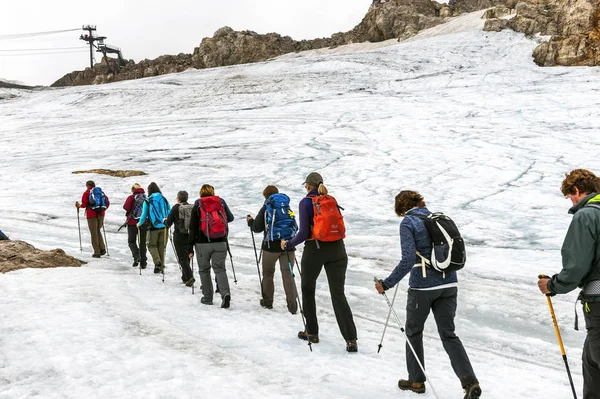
[
  {"left": 405, "top": 207, "right": 431, "bottom": 217},
  {"left": 569, "top": 192, "right": 600, "bottom": 214}
]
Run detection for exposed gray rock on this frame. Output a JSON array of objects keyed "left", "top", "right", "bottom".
[{"left": 484, "top": 18, "right": 510, "bottom": 31}]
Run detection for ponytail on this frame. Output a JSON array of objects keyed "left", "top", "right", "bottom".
[{"left": 317, "top": 183, "right": 328, "bottom": 196}]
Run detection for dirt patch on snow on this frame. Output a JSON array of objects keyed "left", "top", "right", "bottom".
[{"left": 72, "top": 169, "right": 147, "bottom": 178}]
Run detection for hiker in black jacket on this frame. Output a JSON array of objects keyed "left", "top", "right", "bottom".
[
  {"left": 165, "top": 191, "right": 194, "bottom": 286},
  {"left": 187, "top": 184, "right": 234, "bottom": 308}
]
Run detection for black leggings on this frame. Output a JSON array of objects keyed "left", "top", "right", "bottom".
[{"left": 300, "top": 240, "right": 357, "bottom": 341}]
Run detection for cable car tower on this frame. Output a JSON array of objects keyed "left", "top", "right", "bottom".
[{"left": 79, "top": 25, "right": 125, "bottom": 69}]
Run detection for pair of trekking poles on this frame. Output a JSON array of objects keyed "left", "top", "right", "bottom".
[
  {"left": 76, "top": 207, "right": 110, "bottom": 257},
  {"left": 375, "top": 275, "right": 578, "bottom": 399},
  {"left": 250, "top": 228, "right": 313, "bottom": 352}
]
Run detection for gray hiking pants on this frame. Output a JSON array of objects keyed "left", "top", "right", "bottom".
[
  {"left": 583, "top": 302, "right": 600, "bottom": 399},
  {"left": 405, "top": 287, "right": 478, "bottom": 388},
  {"left": 87, "top": 214, "right": 105, "bottom": 256},
  {"left": 195, "top": 242, "right": 230, "bottom": 301},
  {"left": 261, "top": 251, "right": 298, "bottom": 313}
]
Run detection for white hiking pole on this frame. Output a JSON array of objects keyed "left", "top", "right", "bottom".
[
  {"left": 374, "top": 277, "right": 439, "bottom": 399},
  {"left": 76, "top": 206, "right": 83, "bottom": 253},
  {"left": 378, "top": 282, "right": 400, "bottom": 353}
]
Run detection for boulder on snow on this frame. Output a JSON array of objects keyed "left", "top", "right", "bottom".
[
  {"left": 72, "top": 169, "right": 147, "bottom": 178},
  {"left": 0, "top": 240, "right": 85, "bottom": 273}
]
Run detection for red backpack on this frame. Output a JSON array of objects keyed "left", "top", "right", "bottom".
[
  {"left": 311, "top": 195, "right": 345, "bottom": 242},
  {"left": 199, "top": 196, "right": 227, "bottom": 240}
]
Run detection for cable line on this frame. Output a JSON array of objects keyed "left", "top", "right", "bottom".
[
  {"left": 0, "top": 47, "right": 87, "bottom": 52},
  {"left": 0, "top": 28, "right": 80, "bottom": 40},
  {"left": 0, "top": 50, "right": 88, "bottom": 57}
]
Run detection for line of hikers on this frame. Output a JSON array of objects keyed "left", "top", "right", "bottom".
[{"left": 74, "top": 168, "right": 600, "bottom": 399}]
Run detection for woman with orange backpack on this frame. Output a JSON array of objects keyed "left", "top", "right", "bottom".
[{"left": 281, "top": 172, "right": 358, "bottom": 352}]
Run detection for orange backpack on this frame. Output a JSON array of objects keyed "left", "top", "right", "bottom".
[{"left": 311, "top": 195, "right": 345, "bottom": 243}]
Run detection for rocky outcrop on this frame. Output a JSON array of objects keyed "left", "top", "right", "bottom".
[
  {"left": 0, "top": 240, "right": 85, "bottom": 273},
  {"left": 72, "top": 169, "right": 147, "bottom": 178},
  {"left": 52, "top": 54, "right": 193, "bottom": 87},
  {"left": 483, "top": 0, "right": 600, "bottom": 66}
]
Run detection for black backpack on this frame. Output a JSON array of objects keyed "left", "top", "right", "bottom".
[{"left": 416, "top": 212, "right": 466, "bottom": 273}]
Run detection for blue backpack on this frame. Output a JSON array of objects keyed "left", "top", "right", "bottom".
[
  {"left": 147, "top": 194, "right": 170, "bottom": 228},
  {"left": 89, "top": 187, "right": 108, "bottom": 212},
  {"left": 264, "top": 193, "right": 297, "bottom": 241}
]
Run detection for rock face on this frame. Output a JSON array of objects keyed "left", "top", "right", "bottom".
[
  {"left": 0, "top": 240, "right": 85, "bottom": 273},
  {"left": 483, "top": 0, "right": 600, "bottom": 66},
  {"left": 52, "top": 0, "right": 522, "bottom": 87},
  {"left": 72, "top": 169, "right": 147, "bottom": 178}
]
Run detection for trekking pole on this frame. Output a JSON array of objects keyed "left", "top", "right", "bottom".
[
  {"left": 191, "top": 256, "right": 195, "bottom": 295},
  {"left": 374, "top": 277, "right": 439, "bottom": 399},
  {"left": 162, "top": 227, "right": 168, "bottom": 283},
  {"left": 76, "top": 206, "right": 83, "bottom": 253},
  {"left": 225, "top": 239, "right": 238, "bottom": 284},
  {"left": 138, "top": 227, "right": 142, "bottom": 275},
  {"left": 102, "top": 223, "right": 110, "bottom": 257},
  {"left": 286, "top": 250, "right": 312, "bottom": 352},
  {"left": 169, "top": 231, "right": 183, "bottom": 274},
  {"left": 249, "top": 228, "right": 264, "bottom": 296},
  {"left": 539, "top": 274, "right": 577, "bottom": 399},
  {"left": 378, "top": 282, "right": 400, "bottom": 353}
]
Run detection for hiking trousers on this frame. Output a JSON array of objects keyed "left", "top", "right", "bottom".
[
  {"left": 127, "top": 225, "right": 147, "bottom": 266},
  {"left": 147, "top": 228, "right": 167, "bottom": 267},
  {"left": 300, "top": 240, "right": 357, "bottom": 341},
  {"left": 583, "top": 302, "right": 600, "bottom": 399},
  {"left": 405, "top": 287, "right": 478, "bottom": 388},
  {"left": 195, "top": 242, "right": 230, "bottom": 301},
  {"left": 87, "top": 214, "right": 105, "bottom": 256},
  {"left": 261, "top": 250, "right": 298, "bottom": 313},
  {"left": 173, "top": 233, "right": 193, "bottom": 282}
]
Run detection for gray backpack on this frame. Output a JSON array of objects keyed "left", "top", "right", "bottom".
[{"left": 177, "top": 204, "right": 194, "bottom": 234}]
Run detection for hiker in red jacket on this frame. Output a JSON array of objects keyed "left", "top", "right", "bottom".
[
  {"left": 123, "top": 183, "right": 147, "bottom": 268},
  {"left": 76, "top": 180, "right": 110, "bottom": 258}
]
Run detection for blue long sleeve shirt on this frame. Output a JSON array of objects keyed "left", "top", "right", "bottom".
[{"left": 383, "top": 207, "right": 458, "bottom": 289}]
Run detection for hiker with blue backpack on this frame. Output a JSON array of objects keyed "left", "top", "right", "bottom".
[
  {"left": 374, "top": 190, "right": 481, "bottom": 399},
  {"left": 123, "top": 183, "right": 148, "bottom": 269},
  {"left": 246, "top": 185, "right": 299, "bottom": 314},
  {"left": 280, "top": 172, "right": 358, "bottom": 352},
  {"left": 137, "top": 182, "right": 171, "bottom": 274},
  {"left": 165, "top": 190, "right": 195, "bottom": 286},
  {"left": 75, "top": 180, "right": 110, "bottom": 258},
  {"left": 188, "top": 184, "right": 234, "bottom": 308}
]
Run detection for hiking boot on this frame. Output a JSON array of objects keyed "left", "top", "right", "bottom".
[
  {"left": 185, "top": 277, "right": 195, "bottom": 287},
  {"left": 221, "top": 294, "right": 231, "bottom": 309},
  {"left": 132, "top": 260, "right": 139, "bottom": 267},
  {"left": 398, "top": 379, "right": 426, "bottom": 394},
  {"left": 100, "top": 250, "right": 106, "bottom": 256},
  {"left": 92, "top": 254, "right": 101, "bottom": 258},
  {"left": 463, "top": 383, "right": 481, "bottom": 399},
  {"left": 346, "top": 339, "right": 358, "bottom": 353},
  {"left": 154, "top": 265, "right": 161, "bottom": 274},
  {"left": 140, "top": 263, "right": 147, "bottom": 269},
  {"left": 260, "top": 299, "right": 273, "bottom": 309},
  {"left": 297, "top": 331, "right": 319, "bottom": 343},
  {"left": 200, "top": 297, "right": 213, "bottom": 305}
]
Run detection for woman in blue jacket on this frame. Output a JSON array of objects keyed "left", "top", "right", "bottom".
[
  {"left": 138, "top": 182, "right": 170, "bottom": 274},
  {"left": 375, "top": 190, "right": 480, "bottom": 398}
]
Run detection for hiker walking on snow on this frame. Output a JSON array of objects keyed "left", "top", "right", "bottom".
[
  {"left": 281, "top": 172, "right": 358, "bottom": 352},
  {"left": 247, "top": 185, "right": 298, "bottom": 314},
  {"left": 538, "top": 169, "right": 600, "bottom": 398},
  {"left": 187, "top": 184, "right": 234, "bottom": 308},
  {"left": 374, "top": 190, "right": 480, "bottom": 398},
  {"left": 75, "top": 180, "right": 110, "bottom": 258},
  {"left": 137, "top": 182, "right": 170, "bottom": 274},
  {"left": 165, "top": 190, "right": 194, "bottom": 286},
  {"left": 123, "top": 183, "right": 148, "bottom": 269}
]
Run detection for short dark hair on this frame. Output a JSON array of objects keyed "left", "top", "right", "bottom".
[
  {"left": 177, "top": 190, "right": 188, "bottom": 202},
  {"left": 262, "top": 185, "right": 278, "bottom": 199},
  {"left": 148, "top": 182, "right": 162, "bottom": 196},
  {"left": 86, "top": 180, "right": 95, "bottom": 188},
  {"left": 394, "top": 190, "right": 425, "bottom": 216},
  {"left": 561, "top": 169, "right": 600, "bottom": 196}
]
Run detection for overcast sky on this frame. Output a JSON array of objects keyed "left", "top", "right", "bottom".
[{"left": 0, "top": 0, "right": 371, "bottom": 86}]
